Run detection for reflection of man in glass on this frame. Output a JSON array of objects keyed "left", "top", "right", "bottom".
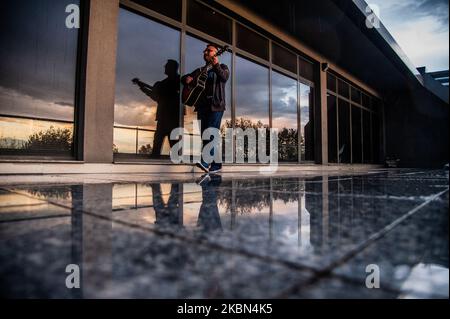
[
  {"left": 182, "top": 44, "right": 229, "bottom": 173},
  {"left": 197, "top": 174, "right": 223, "bottom": 231},
  {"left": 137, "top": 60, "right": 180, "bottom": 157}
]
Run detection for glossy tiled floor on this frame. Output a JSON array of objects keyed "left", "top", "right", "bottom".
[{"left": 0, "top": 169, "right": 448, "bottom": 298}]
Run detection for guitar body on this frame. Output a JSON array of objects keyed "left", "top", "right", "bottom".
[{"left": 182, "top": 72, "right": 208, "bottom": 107}]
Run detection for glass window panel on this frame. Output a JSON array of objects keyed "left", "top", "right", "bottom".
[
  {"left": 0, "top": 0, "right": 79, "bottom": 156},
  {"left": 114, "top": 8, "right": 180, "bottom": 157},
  {"left": 300, "top": 83, "right": 314, "bottom": 161},
  {"left": 137, "top": 129, "right": 153, "bottom": 155},
  {"left": 235, "top": 56, "right": 269, "bottom": 161},
  {"left": 362, "top": 93, "right": 370, "bottom": 109},
  {"left": 131, "top": 0, "right": 182, "bottom": 21},
  {"left": 136, "top": 183, "right": 153, "bottom": 207},
  {"left": 113, "top": 184, "right": 139, "bottom": 209},
  {"left": 338, "top": 99, "right": 351, "bottom": 163},
  {"left": 372, "top": 113, "right": 380, "bottom": 163},
  {"left": 362, "top": 110, "right": 372, "bottom": 163},
  {"left": 236, "top": 24, "right": 269, "bottom": 60},
  {"left": 272, "top": 43, "right": 297, "bottom": 74},
  {"left": 372, "top": 98, "right": 381, "bottom": 113},
  {"left": 236, "top": 56, "right": 269, "bottom": 125},
  {"left": 114, "top": 127, "right": 139, "bottom": 154},
  {"left": 327, "top": 73, "right": 336, "bottom": 92},
  {"left": 327, "top": 94, "right": 338, "bottom": 163},
  {"left": 338, "top": 79, "right": 349, "bottom": 98},
  {"left": 183, "top": 35, "right": 232, "bottom": 159},
  {"left": 351, "top": 86, "right": 361, "bottom": 104},
  {"left": 272, "top": 71, "right": 298, "bottom": 162},
  {"left": 351, "top": 106, "right": 362, "bottom": 163},
  {"left": 299, "top": 57, "right": 314, "bottom": 82},
  {"left": 187, "top": 0, "right": 232, "bottom": 44}
]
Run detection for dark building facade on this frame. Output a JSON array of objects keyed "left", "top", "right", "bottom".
[{"left": 0, "top": 0, "right": 448, "bottom": 173}]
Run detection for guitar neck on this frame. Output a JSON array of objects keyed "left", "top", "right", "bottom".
[{"left": 136, "top": 80, "right": 153, "bottom": 90}]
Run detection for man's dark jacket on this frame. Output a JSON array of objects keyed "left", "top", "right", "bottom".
[{"left": 181, "top": 63, "right": 229, "bottom": 113}]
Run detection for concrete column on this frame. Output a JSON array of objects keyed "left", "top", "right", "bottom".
[
  {"left": 83, "top": 0, "right": 119, "bottom": 162},
  {"left": 313, "top": 63, "right": 328, "bottom": 164}
]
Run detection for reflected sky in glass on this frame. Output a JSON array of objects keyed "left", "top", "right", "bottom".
[
  {"left": 300, "top": 83, "right": 311, "bottom": 136},
  {"left": 0, "top": 0, "right": 79, "bottom": 151},
  {"left": 272, "top": 71, "right": 297, "bottom": 130},
  {"left": 235, "top": 56, "right": 269, "bottom": 125},
  {"left": 300, "top": 83, "right": 314, "bottom": 161},
  {"left": 114, "top": 8, "right": 180, "bottom": 154},
  {"left": 114, "top": 8, "right": 180, "bottom": 129},
  {"left": 272, "top": 71, "right": 298, "bottom": 161},
  {"left": 0, "top": 0, "right": 79, "bottom": 121}
]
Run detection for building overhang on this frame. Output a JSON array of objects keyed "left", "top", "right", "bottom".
[{"left": 221, "top": 0, "right": 445, "bottom": 100}]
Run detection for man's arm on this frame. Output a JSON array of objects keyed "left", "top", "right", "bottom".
[
  {"left": 181, "top": 68, "right": 199, "bottom": 85},
  {"left": 212, "top": 63, "right": 229, "bottom": 82},
  {"left": 138, "top": 81, "right": 159, "bottom": 101},
  {"left": 140, "top": 85, "right": 153, "bottom": 98},
  {"left": 148, "top": 83, "right": 159, "bottom": 102}
]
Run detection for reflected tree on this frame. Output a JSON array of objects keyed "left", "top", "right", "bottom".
[
  {"left": 0, "top": 135, "right": 25, "bottom": 149},
  {"left": 220, "top": 117, "right": 270, "bottom": 161},
  {"left": 220, "top": 117, "right": 298, "bottom": 161},
  {"left": 139, "top": 143, "right": 152, "bottom": 154},
  {"left": 278, "top": 128, "right": 298, "bottom": 161},
  {"left": 26, "top": 186, "right": 72, "bottom": 200},
  {"left": 215, "top": 178, "right": 300, "bottom": 214},
  {"left": 23, "top": 126, "right": 72, "bottom": 151}
]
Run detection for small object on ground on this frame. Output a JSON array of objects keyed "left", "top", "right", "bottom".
[{"left": 385, "top": 157, "right": 400, "bottom": 168}]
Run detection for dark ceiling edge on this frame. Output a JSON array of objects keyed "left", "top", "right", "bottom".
[{"left": 211, "top": 0, "right": 319, "bottom": 64}]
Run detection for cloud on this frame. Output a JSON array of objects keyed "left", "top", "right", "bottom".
[
  {"left": 376, "top": 0, "right": 449, "bottom": 28},
  {"left": 0, "top": 86, "right": 74, "bottom": 121},
  {"left": 0, "top": 0, "right": 78, "bottom": 105},
  {"left": 114, "top": 101, "right": 156, "bottom": 128},
  {"left": 54, "top": 101, "right": 74, "bottom": 107},
  {"left": 390, "top": 16, "right": 449, "bottom": 70},
  {"left": 373, "top": 0, "right": 449, "bottom": 71}
]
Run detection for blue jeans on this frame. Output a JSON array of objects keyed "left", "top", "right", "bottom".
[{"left": 197, "top": 110, "right": 223, "bottom": 170}]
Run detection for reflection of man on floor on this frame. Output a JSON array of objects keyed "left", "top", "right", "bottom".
[
  {"left": 197, "top": 174, "right": 222, "bottom": 231},
  {"left": 138, "top": 60, "right": 180, "bottom": 157},
  {"left": 151, "top": 183, "right": 181, "bottom": 227}
]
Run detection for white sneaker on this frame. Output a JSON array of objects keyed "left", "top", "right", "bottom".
[
  {"left": 195, "top": 162, "right": 209, "bottom": 173},
  {"left": 209, "top": 167, "right": 222, "bottom": 174},
  {"left": 196, "top": 174, "right": 211, "bottom": 186}
]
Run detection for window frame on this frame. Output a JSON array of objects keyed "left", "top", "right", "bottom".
[{"left": 326, "top": 71, "right": 384, "bottom": 164}]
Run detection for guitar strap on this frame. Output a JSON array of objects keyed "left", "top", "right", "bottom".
[
  {"left": 212, "top": 72, "right": 216, "bottom": 100},
  {"left": 206, "top": 67, "right": 216, "bottom": 101}
]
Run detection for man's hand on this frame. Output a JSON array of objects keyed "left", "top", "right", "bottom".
[{"left": 185, "top": 76, "right": 193, "bottom": 84}]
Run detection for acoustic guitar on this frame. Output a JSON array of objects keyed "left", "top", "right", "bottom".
[{"left": 182, "top": 45, "right": 229, "bottom": 107}]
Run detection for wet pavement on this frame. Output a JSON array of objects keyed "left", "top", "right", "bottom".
[{"left": 0, "top": 168, "right": 448, "bottom": 298}]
